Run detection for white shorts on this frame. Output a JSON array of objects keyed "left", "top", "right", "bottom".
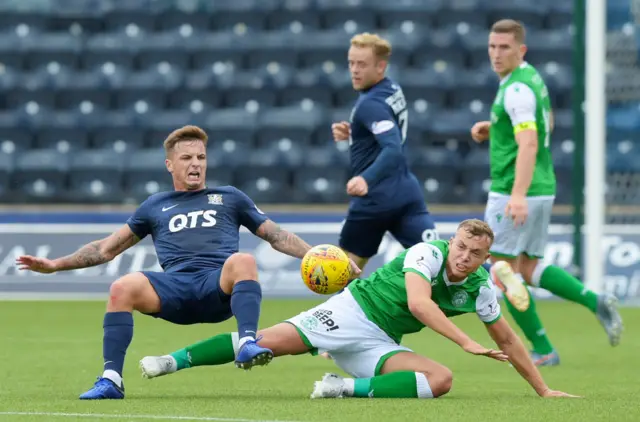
[
  {"left": 286, "top": 289, "right": 412, "bottom": 378},
  {"left": 485, "top": 192, "right": 554, "bottom": 259}
]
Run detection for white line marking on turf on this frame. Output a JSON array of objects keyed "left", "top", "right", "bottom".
[{"left": 0, "top": 412, "right": 303, "bottom": 422}]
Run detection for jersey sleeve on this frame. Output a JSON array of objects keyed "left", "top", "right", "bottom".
[
  {"left": 503, "top": 82, "right": 537, "bottom": 133},
  {"left": 402, "top": 243, "right": 444, "bottom": 282},
  {"left": 475, "top": 282, "right": 502, "bottom": 325},
  {"left": 355, "top": 98, "right": 404, "bottom": 185},
  {"left": 233, "top": 188, "right": 269, "bottom": 234},
  {"left": 126, "top": 200, "right": 152, "bottom": 240}
]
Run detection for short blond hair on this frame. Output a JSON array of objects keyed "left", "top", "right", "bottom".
[
  {"left": 163, "top": 125, "right": 208, "bottom": 156},
  {"left": 491, "top": 19, "right": 526, "bottom": 44},
  {"left": 458, "top": 219, "right": 494, "bottom": 243},
  {"left": 350, "top": 32, "right": 392, "bottom": 61}
]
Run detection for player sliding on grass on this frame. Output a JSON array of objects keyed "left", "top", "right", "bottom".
[
  {"left": 140, "top": 220, "right": 577, "bottom": 399},
  {"left": 15, "top": 125, "right": 346, "bottom": 400},
  {"left": 471, "top": 19, "right": 623, "bottom": 366}
]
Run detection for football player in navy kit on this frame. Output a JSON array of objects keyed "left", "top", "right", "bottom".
[
  {"left": 16, "top": 125, "right": 337, "bottom": 399},
  {"left": 332, "top": 33, "right": 438, "bottom": 272}
]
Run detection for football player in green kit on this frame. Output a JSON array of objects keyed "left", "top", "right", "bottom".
[{"left": 139, "top": 219, "right": 576, "bottom": 399}]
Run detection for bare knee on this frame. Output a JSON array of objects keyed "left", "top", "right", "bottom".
[
  {"left": 226, "top": 253, "right": 259, "bottom": 283},
  {"left": 108, "top": 274, "right": 159, "bottom": 313},
  {"left": 426, "top": 366, "right": 453, "bottom": 398}
]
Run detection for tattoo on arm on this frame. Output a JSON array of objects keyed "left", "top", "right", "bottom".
[
  {"left": 54, "top": 228, "right": 140, "bottom": 271},
  {"left": 55, "top": 241, "right": 110, "bottom": 271},
  {"left": 257, "top": 220, "right": 311, "bottom": 259}
]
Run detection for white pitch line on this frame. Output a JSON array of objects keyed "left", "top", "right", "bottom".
[{"left": 0, "top": 412, "right": 304, "bottom": 422}]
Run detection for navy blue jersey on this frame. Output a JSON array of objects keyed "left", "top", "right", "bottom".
[
  {"left": 126, "top": 186, "right": 268, "bottom": 273},
  {"left": 348, "top": 77, "right": 425, "bottom": 215}
]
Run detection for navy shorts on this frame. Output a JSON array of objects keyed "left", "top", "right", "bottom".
[
  {"left": 141, "top": 268, "right": 233, "bottom": 325},
  {"left": 339, "top": 201, "right": 438, "bottom": 259}
]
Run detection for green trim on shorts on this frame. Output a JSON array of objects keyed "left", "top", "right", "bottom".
[
  {"left": 374, "top": 350, "right": 407, "bottom": 376},
  {"left": 284, "top": 321, "right": 318, "bottom": 356},
  {"left": 489, "top": 250, "right": 519, "bottom": 259},
  {"left": 523, "top": 252, "right": 544, "bottom": 259}
]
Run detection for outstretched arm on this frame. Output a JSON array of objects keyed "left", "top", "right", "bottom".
[
  {"left": 16, "top": 224, "right": 140, "bottom": 273},
  {"left": 485, "top": 317, "right": 578, "bottom": 397},
  {"left": 255, "top": 220, "right": 312, "bottom": 259}
]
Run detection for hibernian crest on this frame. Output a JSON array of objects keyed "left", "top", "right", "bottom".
[
  {"left": 208, "top": 194, "right": 223, "bottom": 205},
  {"left": 451, "top": 290, "right": 469, "bottom": 307}
]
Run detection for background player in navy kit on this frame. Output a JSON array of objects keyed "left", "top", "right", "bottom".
[
  {"left": 332, "top": 33, "right": 438, "bottom": 272},
  {"left": 15, "top": 125, "right": 324, "bottom": 400}
]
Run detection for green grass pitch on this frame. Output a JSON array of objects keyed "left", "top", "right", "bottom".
[{"left": 0, "top": 299, "right": 638, "bottom": 422}]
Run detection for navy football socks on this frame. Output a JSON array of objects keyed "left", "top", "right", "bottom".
[
  {"left": 103, "top": 312, "right": 134, "bottom": 377},
  {"left": 230, "top": 280, "right": 262, "bottom": 341}
]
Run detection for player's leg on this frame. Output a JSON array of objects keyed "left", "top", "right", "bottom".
[
  {"left": 388, "top": 204, "right": 440, "bottom": 249},
  {"left": 484, "top": 193, "right": 556, "bottom": 363},
  {"left": 80, "top": 271, "right": 162, "bottom": 400},
  {"left": 139, "top": 322, "right": 311, "bottom": 379},
  {"left": 518, "top": 198, "right": 623, "bottom": 346},
  {"left": 338, "top": 217, "right": 387, "bottom": 272},
  {"left": 312, "top": 348, "right": 451, "bottom": 399},
  {"left": 218, "top": 252, "right": 273, "bottom": 368}
]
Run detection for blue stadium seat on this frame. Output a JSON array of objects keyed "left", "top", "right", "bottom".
[
  {"left": 525, "top": 30, "right": 573, "bottom": 67},
  {"left": 190, "top": 48, "right": 245, "bottom": 72},
  {"left": 168, "top": 88, "right": 221, "bottom": 111},
  {"left": 81, "top": 50, "right": 135, "bottom": 71},
  {"left": 35, "top": 127, "right": 90, "bottom": 151},
  {"left": 124, "top": 149, "right": 174, "bottom": 200},
  {"left": 208, "top": 138, "right": 252, "bottom": 168},
  {"left": 233, "top": 166, "right": 292, "bottom": 204},
  {"left": 292, "top": 167, "right": 348, "bottom": 203},
  {"left": 436, "top": 9, "right": 487, "bottom": 31},
  {"left": 248, "top": 139, "right": 305, "bottom": 168},
  {"left": 279, "top": 86, "right": 334, "bottom": 107},
  {"left": 374, "top": 1, "right": 443, "bottom": 29},
  {"left": 92, "top": 128, "right": 145, "bottom": 152},
  {"left": 551, "top": 138, "right": 575, "bottom": 170},
  {"left": 12, "top": 149, "right": 70, "bottom": 202},
  {"left": 56, "top": 88, "right": 111, "bottom": 110},
  {"left": 224, "top": 87, "right": 278, "bottom": 108},
  {"left": 257, "top": 106, "right": 325, "bottom": 146},
  {"left": 460, "top": 146, "right": 491, "bottom": 203},
  {"left": 0, "top": 151, "right": 13, "bottom": 202},
  {"left": 211, "top": 11, "right": 267, "bottom": 31},
  {"left": 267, "top": 10, "right": 321, "bottom": 31},
  {"left": 103, "top": 10, "right": 157, "bottom": 32},
  {"left": 66, "top": 149, "right": 125, "bottom": 203},
  {"left": 205, "top": 169, "right": 234, "bottom": 188},
  {"left": 115, "top": 88, "right": 166, "bottom": 113},
  {"left": 136, "top": 49, "right": 190, "bottom": 71},
  {"left": 485, "top": 2, "right": 547, "bottom": 30},
  {"left": 155, "top": 11, "right": 211, "bottom": 32},
  {"left": 0, "top": 128, "right": 33, "bottom": 154}
]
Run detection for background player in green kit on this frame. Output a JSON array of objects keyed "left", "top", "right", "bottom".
[
  {"left": 139, "top": 220, "right": 576, "bottom": 399},
  {"left": 470, "top": 19, "right": 623, "bottom": 366}
]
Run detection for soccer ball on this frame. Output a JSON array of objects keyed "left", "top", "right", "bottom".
[{"left": 300, "top": 244, "right": 352, "bottom": 295}]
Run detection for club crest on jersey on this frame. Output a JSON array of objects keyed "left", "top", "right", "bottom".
[
  {"left": 451, "top": 290, "right": 469, "bottom": 307},
  {"left": 208, "top": 194, "right": 223, "bottom": 205}
]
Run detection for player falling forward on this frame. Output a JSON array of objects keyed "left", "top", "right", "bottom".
[
  {"left": 470, "top": 20, "right": 623, "bottom": 366},
  {"left": 332, "top": 33, "right": 438, "bottom": 273},
  {"left": 140, "top": 220, "right": 577, "bottom": 399},
  {"left": 15, "top": 125, "right": 338, "bottom": 400}
]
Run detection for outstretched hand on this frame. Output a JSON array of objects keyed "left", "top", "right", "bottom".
[
  {"left": 539, "top": 389, "right": 581, "bottom": 398},
  {"left": 15, "top": 255, "right": 58, "bottom": 274},
  {"left": 462, "top": 341, "right": 509, "bottom": 362}
]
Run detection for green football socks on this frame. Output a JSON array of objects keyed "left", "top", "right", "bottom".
[
  {"left": 503, "top": 287, "right": 555, "bottom": 355},
  {"left": 345, "top": 371, "right": 433, "bottom": 399},
  {"left": 537, "top": 265, "right": 598, "bottom": 313},
  {"left": 170, "top": 333, "right": 235, "bottom": 370}
]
